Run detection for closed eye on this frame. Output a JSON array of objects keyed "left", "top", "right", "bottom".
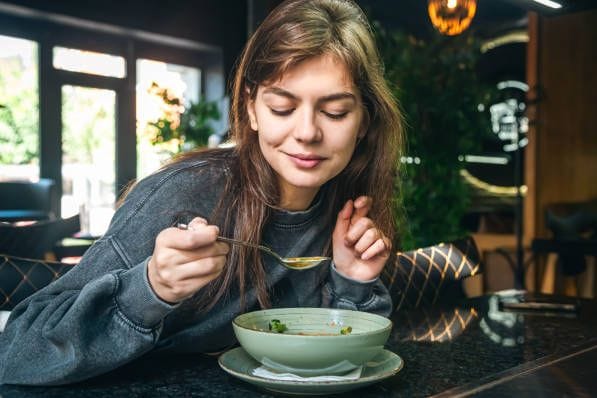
[
  {"left": 322, "top": 110, "right": 349, "bottom": 120},
  {"left": 270, "top": 108, "right": 294, "bottom": 116}
]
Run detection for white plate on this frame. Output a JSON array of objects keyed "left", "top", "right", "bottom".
[{"left": 218, "top": 347, "right": 403, "bottom": 395}]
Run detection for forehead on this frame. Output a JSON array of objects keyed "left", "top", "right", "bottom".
[{"left": 266, "top": 54, "right": 356, "bottom": 93}]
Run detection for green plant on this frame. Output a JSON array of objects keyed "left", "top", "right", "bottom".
[
  {"left": 148, "top": 82, "right": 221, "bottom": 152},
  {"left": 376, "top": 27, "right": 496, "bottom": 250}
]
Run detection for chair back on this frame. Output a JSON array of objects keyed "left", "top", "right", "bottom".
[
  {"left": 0, "top": 254, "right": 73, "bottom": 311},
  {"left": 0, "top": 214, "right": 80, "bottom": 259},
  {"left": 544, "top": 199, "right": 597, "bottom": 275},
  {"left": 382, "top": 236, "right": 482, "bottom": 312},
  {"left": 0, "top": 178, "right": 58, "bottom": 221}
]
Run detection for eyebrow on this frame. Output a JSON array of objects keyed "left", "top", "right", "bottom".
[{"left": 262, "top": 87, "right": 357, "bottom": 104}]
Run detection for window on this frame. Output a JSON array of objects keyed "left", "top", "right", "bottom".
[
  {"left": 53, "top": 46, "right": 126, "bottom": 78},
  {"left": 0, "top": 11, "right": 223, "bottom": 235},
  {"left": 0, "top": 35, "right": 39, "bottom": 181},
  {"left": 136, "top": 59, "right": 201, "bottom": 177}
]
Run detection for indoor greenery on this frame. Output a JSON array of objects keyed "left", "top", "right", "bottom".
[
  {"left": 148, "top": 82, "right": 221, "bottom": 152},
  {"left": 376, "top": 26, "right": 496, "bottom": 250}
]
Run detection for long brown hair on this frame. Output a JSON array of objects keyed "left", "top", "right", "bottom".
[{"left": 176, "top": 0, "right": 403, "bottom": 312}]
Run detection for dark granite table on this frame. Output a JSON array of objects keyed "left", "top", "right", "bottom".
[{"left": 1, "top": 290, "right": 596, "bottom": 397}]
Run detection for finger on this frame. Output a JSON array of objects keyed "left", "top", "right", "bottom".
[
  {"left": 351, "top": 196, "right": 372, "bottom": 223},
  {"left": 360, "top": 238, "right": 389, "bottom": 261},
  {"left": 187, "top": 217, "right": 208, "bottom": 230},
  {"left": 383, "top": 236, "right": 392, "bottom": 252},
  {"left": 353, "top": 227, "right": 381, "bottom": 254},
  {"left": 163, "top": 241, "right": 230, "bottom": 265},
  {"left": 160, "top": 255, "right": 227, "bottom": 282},
  {"left": 333, "top": 199, "right": 354, "bottom": 237},
  {"left": 180, "top": 266, "right": 226, "bottom": 294},
  {"left": 159, "top": 223, "right": 219, "bottom": 251},
  {"left": 345, "top": 217, "right": 375, "bottom": 245},
  {"left": 158, "top": 267, "right": 224, "bottom": 303}
]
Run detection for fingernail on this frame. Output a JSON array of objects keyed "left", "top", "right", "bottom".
[{"left": 188, "top": 217, "right": 207, "bottom": 229}]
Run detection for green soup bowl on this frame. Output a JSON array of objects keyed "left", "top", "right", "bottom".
[{"left": 232, "top": 307, "right": 392, "bottom": 376}]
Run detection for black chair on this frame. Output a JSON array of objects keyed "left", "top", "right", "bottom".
[
  {"left": 0, "top": 179, "right": 58, "bottom": 222},
  {"left": 544, "top": 201, "right": 597, "bottom": 275},
  {"left": 0, "top": 254, "right": 73, "bottom": 311},
  {"left": 0, "top": 214, "right": 80, "bottom": 259},
  {"left": 532, "top": 199, "right": 597, "bottom": 295},
  {"left": 382, "top": 237, "right": 482, "bottom": 313}
]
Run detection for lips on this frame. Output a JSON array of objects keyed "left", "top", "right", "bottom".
[{"left": 287, "top": 152, "right": 325, "bottom": 169}]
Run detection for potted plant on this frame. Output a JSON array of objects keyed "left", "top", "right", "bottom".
[
  {"left": 148, "top": 82, "right": 221, "bottom": 153},
  {"left": 376, "top": 27, "right": 497, "bottom": 250}
]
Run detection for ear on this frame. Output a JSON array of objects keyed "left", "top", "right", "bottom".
[{"left": 246, "top": 98, "right": 259, "bottom": 131}]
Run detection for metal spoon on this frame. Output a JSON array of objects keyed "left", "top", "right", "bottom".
[{"left": 176, "top": 223, "right": 330, "bottom": 270}]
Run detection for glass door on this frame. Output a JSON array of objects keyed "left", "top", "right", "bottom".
[
  {"left": 50, "top": 45, "right": 129, "bottom": 236},
  {"left": 61, "top": 85, "right": 116, "bottom": 236}
]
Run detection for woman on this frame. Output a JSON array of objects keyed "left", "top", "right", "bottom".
[{"left": 0, "top": 0, "right": 403, "bottom": 385}]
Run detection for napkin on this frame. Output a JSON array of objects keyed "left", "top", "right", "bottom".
[{"left": 252, "top": 365, "right": 363, "bottom": 381}]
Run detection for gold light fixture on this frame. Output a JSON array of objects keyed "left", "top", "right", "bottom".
[{"left": 428, "top": 0, "right": 477, "bottom": 36}]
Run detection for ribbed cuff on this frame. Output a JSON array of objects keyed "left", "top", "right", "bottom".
[
  {"left": 328, "top": 262, "right": 378, "bottom": 304},
  {"left": 115, "top": 257, "right": 178, "bottom": 329}
]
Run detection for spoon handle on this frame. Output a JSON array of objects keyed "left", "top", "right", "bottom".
[
  {"left": 177, "top": 223, "right": 285, "bottom": 262},
  {"left": 216, "top": 236, "right": 284, "bottom": 262}
]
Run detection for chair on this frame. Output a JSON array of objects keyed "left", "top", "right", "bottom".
[
  {"left": 0, "top": 178, "right": 58, "bottom": 222},
  {"left": 0, "top": 254, "right": 73, "bottom": 311},
  {"left": 533, "top": 199, "right": 597, "bottom": 297},
  {"left": 382, "top": 237, "right": 482, "bottom": 313},
  {"left": 0, "top": 214, "right": 80, "bottom": 259}
]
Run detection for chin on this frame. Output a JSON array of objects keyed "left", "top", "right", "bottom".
[{"left": 286, "top": 176, "right": 330, "bottom": 190}]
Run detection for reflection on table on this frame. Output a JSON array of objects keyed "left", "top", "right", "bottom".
[{"left": 0, "top": 290, "right": 595, "bottom": 397}]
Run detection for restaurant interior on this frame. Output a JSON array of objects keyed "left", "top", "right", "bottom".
[{"left": 0, "top": 0, "right": 596, "bottom": 395}]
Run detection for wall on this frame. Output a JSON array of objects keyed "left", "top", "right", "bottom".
[{"left": 525, "top": 9, "right": 597, "bottom": 241}]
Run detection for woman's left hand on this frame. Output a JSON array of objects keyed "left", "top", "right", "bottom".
[{"left": 332, "top": 196, "right": 391, "bottom": 281}]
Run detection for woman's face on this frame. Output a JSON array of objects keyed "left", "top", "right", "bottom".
[{"left": 247, "top": 54, "right": 365, "bottom": 211}]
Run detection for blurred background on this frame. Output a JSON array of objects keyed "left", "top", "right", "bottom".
[{"left": 1, "top": 0, "right": 595, "bottom": 296}]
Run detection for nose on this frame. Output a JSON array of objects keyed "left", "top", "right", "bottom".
[{"left": 293, "top": 108, "right": 322, "bottom": 143}]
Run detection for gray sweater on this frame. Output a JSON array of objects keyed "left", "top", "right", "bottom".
[{"left": 0, "top": 152, "right": 392, "bottom": 386}]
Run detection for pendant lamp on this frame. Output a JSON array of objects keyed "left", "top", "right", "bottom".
[{"left": 428, "top": 0, "right": 477, "bottom": 36}]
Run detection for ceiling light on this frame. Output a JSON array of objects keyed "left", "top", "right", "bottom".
[{"left": 530, "top": 0, "right": 563, "bottom": 9}]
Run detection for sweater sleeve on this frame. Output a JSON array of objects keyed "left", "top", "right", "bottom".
[
  {"left": 0, "top": 161, "right": 217, "bottom": 386},
  {"left": 321, "top": 262, "right": 393, "bottom": 317},
  {"left": 0, "top": 235, "right": 176, "bottom": 386}
]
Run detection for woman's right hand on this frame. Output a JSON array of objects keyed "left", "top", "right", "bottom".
[{"left": 147, "top": 217, "right": 229, "bottom": 304}]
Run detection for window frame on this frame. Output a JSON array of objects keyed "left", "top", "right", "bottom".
[{"left": 0, "top": 10, "right": 224, "bottom": 216}]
